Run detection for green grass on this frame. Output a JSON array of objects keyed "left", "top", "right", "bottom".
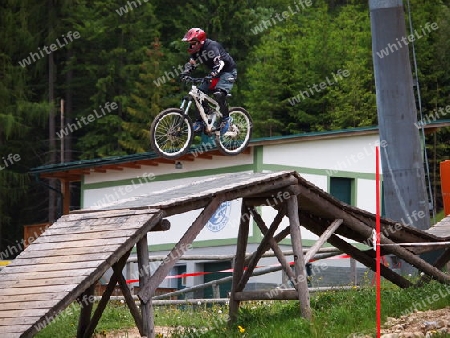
[{"left": 36, "top": 280, "right": 450, "bottom": 338}]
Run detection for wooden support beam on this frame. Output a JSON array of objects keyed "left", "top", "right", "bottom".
[
  {"left": 299, "top": 214, "right": 412, "bottom": 288},
  {"left": 117, "top": 269, "right": 144, "bottom": 333},
  {"left": 150, "top": 219, "right": 171, "bottom": 232},
  {"left": 137, "top": 236, "right": 153, "bottom": 338},
  {"left": 236, "top": 206, "right": 284, "bottom": 292},
  {"left": 415, "top": 247, "right": 450, "bottom": 286},
  {"left": 244, "top": 185, "right": 302, "bottom": 207},
  {"left": 296, "top": 185, "right": 450, "bottom": 285},
  {"left": 83, "top": 252, "right": 134, "bottom": 338},
  {"left": 303, "top": 219, "right": 343, "bottom": 263},
  {"left": 77, "top": 284, "right": 95, "bottom": 338},
  {"left": 228, "top": 199, "right": 251, "bottom": 324},
  {"left": 286, "top": 195, "right": 311, "bottom": 320},
  {"left": 242, "top": 206, "right": 297, "bottom": 292},
  {"left": 138, "top": 196, "right": 223, "bottom": 303}
]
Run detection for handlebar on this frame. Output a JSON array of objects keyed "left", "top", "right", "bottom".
[{"left": 181, "top": 75, "right": 212, "bottom": 84}]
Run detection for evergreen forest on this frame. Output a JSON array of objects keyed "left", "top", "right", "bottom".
[{"left": 1, "top": 0, "right": 449, "bottom": 255}]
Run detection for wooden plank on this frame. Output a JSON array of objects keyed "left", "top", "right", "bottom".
[
  {"left": 30, "top": 229, "right": 139, "bottom": 245},
  {"left": 2, "top": 260, "right": 104, "bottom": 274},
  {"left": 0, "top": 210, "right": 161, "bottom": 338},
  {"left": 0, "top": 300, "right": 60, "bottom": 311},
  {"left": 22, "top": 210, "right": 164, "bottom": 338},
  {"left": 12, "top": 252, "right": 113, "bottom": 266},
  {"left": 0, "top": 284, "right": 78, "bottom": 297},
  {"left": 138, "top": 197, "right": 223, "bottom": 303},
  {"left": 42, "top": 219, "right": 157, "bottom": 236},
  {"left": 50, "top": 217, "right": 132, "bottom": 229},
  {"left": 62, "top": 208, "right": 160, "bottom": 220},
  {"left": 17, "top": 237, "right": 129, "bottom": 252},
  {"left": 0, "top": 308, "right": 48, "bottom": 318},
  {"left": 16, "top": 246, "right": 115, "bottom": 259},
  {"left": 0, "top": 325, "right": 31, "bottom": 333},
  {"left": 0, "top": 275, "right": 87, "bottom": 289},
  {"left": 0, "top": 317, "right": 42, "bottom": 326},
  {"left": 48, "top": 213, "right": 153, "bottom": 230},
  {"left": 0, "top": 292, "right": 63, "bottom": 303},
  {"left": 159, "top": 174, "right": 299, "bottom": 216},
  {"left": 0, "top": 268, "right": 93, "bottom": 281}
]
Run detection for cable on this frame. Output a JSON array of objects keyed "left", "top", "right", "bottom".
[{"left": 406, "top": 0, "right": 436, "bottom": 224}]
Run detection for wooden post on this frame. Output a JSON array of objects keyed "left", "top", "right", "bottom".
[
  {"left": 137, "top": 235, "right": 154, "bottom": 338},
  {"left": 77, "top": 284, "right": 95, "bottom": 338},
  {"left": 286, "top": 195, "right": 311, "bottom": 320},
  {"left": 61, "top": 179, "right": 70, "bottom": 215},
  {"left": 212, "top": 283, "right": 220, "bottom": 299},
  {"left": 83, "top": 252, "right": 137, "bottom": 338},
  {"left": 350, "top": 258, "right": 357, "bottom": 285},
  {"left": 228, "top": 199, "right": 250, "bottom": 324},
  {"left": 236, "top": 206, "right": 283, "bottom": 291},
  {"left": 242, "top": 206, "right": 298, "bottom": 291}
]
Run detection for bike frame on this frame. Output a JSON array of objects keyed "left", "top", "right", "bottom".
[{"left": 179, "top": 78, "right": 222, "bottom": 134}]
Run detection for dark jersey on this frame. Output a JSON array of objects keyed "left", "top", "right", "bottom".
[{"left": 190, "top": 39, "right": 236, "bottom": 72}]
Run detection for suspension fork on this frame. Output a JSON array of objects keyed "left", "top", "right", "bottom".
[{"left": 174, "top": 97, "right": 193, "bottom": 128}]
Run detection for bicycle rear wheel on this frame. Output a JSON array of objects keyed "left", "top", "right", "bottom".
[
  {"left": 215, "top": 107, "right": 252, "bottom": 156},
  {"left": 150, "top": 108, "right": 193, "bottom": 159}
]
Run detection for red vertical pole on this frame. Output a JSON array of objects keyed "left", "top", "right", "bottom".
[{"left": 376, "top": 146, "right": 381, "bottom": 337}]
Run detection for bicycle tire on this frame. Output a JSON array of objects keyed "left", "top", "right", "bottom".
[
  {"left": 215, "top": 107, "right": 252, "bottom": 156},
  {"left": 150, "top": 108, "right": 193, "bottom": 159}
]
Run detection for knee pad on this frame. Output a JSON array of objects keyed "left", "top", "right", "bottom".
[{"left": 213, "top": 90, "right": 227, "bottom": 104}]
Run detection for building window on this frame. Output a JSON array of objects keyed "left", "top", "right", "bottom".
[{"left": 330, "top": 177, "right": 354, "bottom": 205}]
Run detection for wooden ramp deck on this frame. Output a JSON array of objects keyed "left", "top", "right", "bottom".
[
  {"left": 1, "top": 170, "right": 450, "bottom": 337},
  {"left": 0, "top": 209, "right": 164, "bottom": 338}
]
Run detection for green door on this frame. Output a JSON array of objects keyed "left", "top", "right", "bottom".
[
  {"left": 330, "top": 177, "right": 353, "bottom": 205},
  {"left": 203, "top": 261, "right": 232, "bottom": 299}
]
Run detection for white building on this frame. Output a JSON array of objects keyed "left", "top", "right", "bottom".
[{"left": 29, "top": 124, "right": 444, "bottom": 296}]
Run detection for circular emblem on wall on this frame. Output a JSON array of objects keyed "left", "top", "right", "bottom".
[{"left": 206, "top": 201, "right": 231, "bottom": 232}]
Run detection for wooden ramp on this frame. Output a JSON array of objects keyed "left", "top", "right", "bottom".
[
  {"left": 1, "top": 170, "right": 450, "bottom": 338},
  {"left": 0, "top": 209, "right": 164, "bottom": 338}
]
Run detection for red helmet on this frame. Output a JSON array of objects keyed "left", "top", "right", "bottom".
[{"left": 182, "top": 28, "right": 206, "bottom": 53}]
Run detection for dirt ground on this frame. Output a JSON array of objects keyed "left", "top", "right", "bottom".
[
  {"left": 378, "top": 307, "right": 450, "bottom": 338},
  {"left": 95, "top": 307, "right": 450, "bottom": 338},
  {"left": 93, "top": 326, "right": 176, "bottom": 338},
  {"left": 350, "top": 306, "right": 450, "bottom": 338}
]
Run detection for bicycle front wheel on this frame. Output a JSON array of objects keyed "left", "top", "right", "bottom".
[
  {"left": 215, "top": 107, "right": 252, "bottom": 156},
  {"left": 150, "top": 108, "right": 193, "bottom": 159}
]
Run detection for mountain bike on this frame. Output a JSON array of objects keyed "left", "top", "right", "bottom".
[{"left": 150, "top": 76, "right": 252, "bottom": 159}]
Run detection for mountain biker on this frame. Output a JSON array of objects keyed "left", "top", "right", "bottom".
[{"left": 180, "top": 28, "right": 237, "bottom": 135}]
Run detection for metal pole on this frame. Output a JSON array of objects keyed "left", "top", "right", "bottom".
[{"left": 369, "top": 0, "right": 430, "bottom": 273}]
